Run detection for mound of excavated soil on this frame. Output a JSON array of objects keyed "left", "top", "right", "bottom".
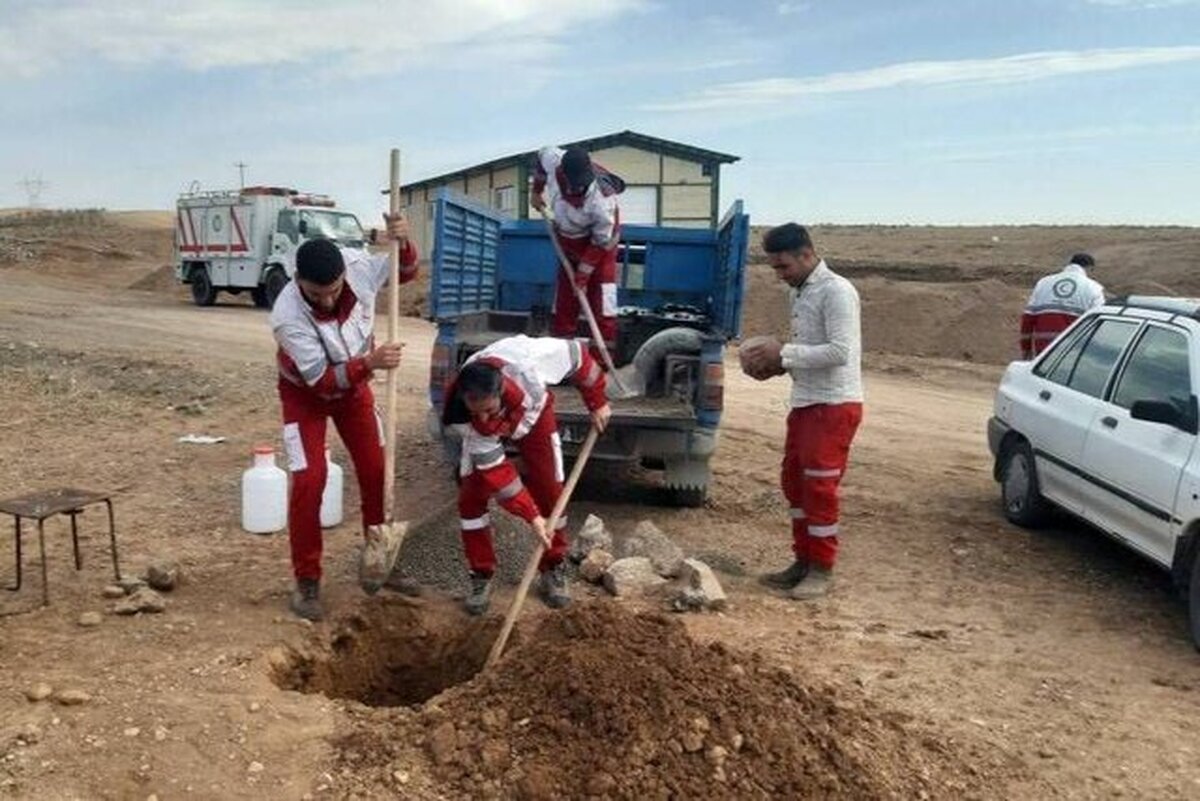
[
  {"left": 328, "top": 603, "right": 1019, "bottom": 799},
  {"left": 742, "top": 265, "right": 1029, "bottom": 364}
]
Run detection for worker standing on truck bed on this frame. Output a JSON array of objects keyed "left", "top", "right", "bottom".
[
  {"left": 1019, "top": 253, "right": 1105, "bottom": 360},
  {"left": 270, "top": 215, "right": 418, "bottom": 621},
  {"left": 530, "top": 146, "right": 624, "bottom": 361},
  {"left": 440, "top": 335, "right": 612, "bottom": 616},
  {"left": 739, "top": 223, "right": 863, "bottom": 601}
]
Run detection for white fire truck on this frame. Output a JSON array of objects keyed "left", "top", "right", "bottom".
[{"left": 174, "top": 186, "right": 368, "bottom": 308}]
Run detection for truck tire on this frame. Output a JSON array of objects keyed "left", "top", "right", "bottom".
[
  {"left": 190, "top": 264, "right": 216, "bottom": 307},
  {"left": 670, "top": 485, "right": 708, "bottom": 508},
  {"left": 999, "top": 438, "right": 1049, "bottom": 528},
  {"left": 251, "top": 287, "right": 270, "bottom": 308},
  {"left": 263, "top": 268, "right": 290, "bottom": 309}
]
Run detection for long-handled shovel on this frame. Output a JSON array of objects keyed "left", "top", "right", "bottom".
[
  {"left": 538, "top": 209, "right": 638, "bottom": 399},
  {"left": 361, "top": 148, "right": 408, "bottom": 594},
  {"left": 484, "top": 426, "right": 600, "bottom": 668}
]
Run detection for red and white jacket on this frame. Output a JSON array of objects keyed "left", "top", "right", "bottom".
[
  {"left": 1019, "top": 263, "right": 1105, "bottom": 359},
  {"left": 270, "top": 242, "right": 418, "bottom": 401},
  {"left": 532, "top": 146, "right": 622, "bottom": 274},
  {"left": 441, "top": 336, "right": 607, "bottom": 522}
]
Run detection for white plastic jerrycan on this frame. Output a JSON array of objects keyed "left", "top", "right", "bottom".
[
  {"left": 320, "top": 446, "right": 344, "bottom": 528},
  {"left": 242, "top": 444, "right": 287, "bottom": 534}
]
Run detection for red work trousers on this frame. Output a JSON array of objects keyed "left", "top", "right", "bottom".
[
  {"left": 551, "top": 234, "right": 618, "bottom": 359},
  {"left": 279, "top": 380, "right": 384, "bottom": 581},
  {"left": 781, "top": 403, "right": 863, "bottom": 570},
  {"left": 458, "top": 402, "right": 569, "bottom": 576}
]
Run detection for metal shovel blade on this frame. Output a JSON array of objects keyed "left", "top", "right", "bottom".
[{"left": 359, "top": 519, "right": 409, "bottom": 595}]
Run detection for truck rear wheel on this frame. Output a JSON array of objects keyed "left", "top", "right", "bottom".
[
  {"left": 251, "top": 286, "right": 270, "bottom": 308},
  {"left": 263, "top": 268, "right": 289, "bottom": 309},
  {"left": 190, "top": 265, "right": 216, "bottom": 307}
]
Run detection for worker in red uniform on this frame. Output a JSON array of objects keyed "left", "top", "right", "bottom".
[
  {"left": 1019, "top": 253, "right": 1105, "bottom": 359},
  {"left": 270, "top": 215, "right": 418, "bottom": 621},
  {"left": 440, "top": 335, "right": 611, "bottom": 615},
  {"left": 530, "top": 146, "right": 624, "bottom": 361},
  {"left": 739, "top": 223, "right": 863, "bottom": 601}
]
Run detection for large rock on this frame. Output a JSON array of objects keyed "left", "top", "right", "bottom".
[
  {"left": 579, "top": 549, "right": 614, "bottom": 584},
  {"left": 619, "top": 521, "right": 684, "bottom": 577},
  {"left": 145, "top": 562, "right": 181, "bottom": 592},
  {"left": 673, "top": 558, "right": 728, "bottom": 612},
  {"left": 114, "top": 588, "right": 167, "bottom": 615},
  {"left": 569, "top": 514, "right": 612, "bottom": 563},
  {"left": 602, "top": 557, "right": 667, "bottom": 597}
]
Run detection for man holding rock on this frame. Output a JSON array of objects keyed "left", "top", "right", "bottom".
[
  {"left": 440, "top": 335, "right": 611, "bottom": 615},
  {"left": 739, "top": 223, "right": 863, "bottom": 600}
]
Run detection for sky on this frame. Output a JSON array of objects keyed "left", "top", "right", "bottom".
[{"left": 1, "top": 0, "right": 1198, "bottom": 225}]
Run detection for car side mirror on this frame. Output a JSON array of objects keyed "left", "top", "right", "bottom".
[{"left": 1130, "top": 398, "right": 1198, "bottom": 434}]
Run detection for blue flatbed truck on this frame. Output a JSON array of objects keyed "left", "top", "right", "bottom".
[{"left": 425, "top": 188, "right": 749, "bottom": 506}]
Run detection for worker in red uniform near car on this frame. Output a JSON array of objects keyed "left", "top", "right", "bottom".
[
  {"left": 1019, "top": 253, "right": 1105, "bottom": 359},
  {"left": 530, "top": 146, "right": 624, "bottom": 361},
  {"left": 270, "top": 215, "right": 418, "bottom": 621},
  {"left": 440, "top": 335, "right": 611, "bottom": 615},
  {"left": 739, "top": 223, "right": 863, "bottom": 601}
]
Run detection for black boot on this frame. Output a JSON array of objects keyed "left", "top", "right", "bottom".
[
  {"left": 464, "top": 571, "right": 493, "bottom": 616},
  {"left": 289, "top": 578, "right": 324, "bottom": 621},
  {"left": 537, "top": 561, "right": 571, "bottom": 609},
  {"left": 758, "top": 560, "right": 808, "bottom": 590}
]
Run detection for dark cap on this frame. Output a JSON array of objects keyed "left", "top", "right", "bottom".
[
  {"left": 295, "top": 238, "right": 345, "bottom": 285},
  {"left": 561, "top": 147, "right": 594, "bottom": 193},
  {"left": 1070, "top": 252, "right": 1095, "bottom": 268}
]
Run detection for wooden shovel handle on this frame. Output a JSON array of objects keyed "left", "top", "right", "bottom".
[
  {"left": 485, "top": 426, "right": 600, "bottom": 668},
  {"left": 383, "top": 148, "right": 401, "bottom": 521}
]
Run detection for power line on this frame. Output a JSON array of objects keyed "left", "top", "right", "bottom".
[{"left": 234, "top": 161, "right": 248, "bottom": 189}]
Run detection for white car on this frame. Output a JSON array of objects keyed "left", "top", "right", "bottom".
[{"left": 988, "top": 297, "right": 1200, "bottom": 646}]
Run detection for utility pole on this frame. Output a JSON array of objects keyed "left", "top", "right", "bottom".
[
  {"left": 234, "top": 161, "right": 248, "bottom": 189},
  {"left": 18, "top": 175, "right": 47, "bottom": 209}
]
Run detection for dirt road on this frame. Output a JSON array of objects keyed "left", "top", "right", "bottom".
[{"left": 3, "top": 263, "right": 1200, "bottom": 798}]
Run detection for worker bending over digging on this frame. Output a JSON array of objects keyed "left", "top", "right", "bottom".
[
  {"left": 271, "top": 215, "right": 418, "bottom": 621},
  {"left": 440, "top": 335, "right": 612, "bottom": 615},
  {"left": 740, "top": 223, "right": 864, "bottom": 600}
]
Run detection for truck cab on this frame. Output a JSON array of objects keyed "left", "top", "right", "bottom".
[{"left": 425, "top": 188, "right": 749, "bottom": 506}]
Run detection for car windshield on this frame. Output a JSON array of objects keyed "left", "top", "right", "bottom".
[{"left": 299, "top": 211, "right": 364, "bottom": 245}]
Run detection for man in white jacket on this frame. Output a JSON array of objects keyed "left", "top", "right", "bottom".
[{"left": 739, "top": 223, "right": 864, "bottom": 600}]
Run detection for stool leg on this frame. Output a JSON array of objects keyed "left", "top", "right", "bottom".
[
  {"left": 70, "top": 512, "right": 83, "bottom": 571},
  {"left": 7, "top": 517, "right": 20, "bottom": 592},
  {"left": 105, "top": 500, "right": 122, "bottom": 582},
  {"left": 37, "top": 519, "right": 49, "bottom": 607}
]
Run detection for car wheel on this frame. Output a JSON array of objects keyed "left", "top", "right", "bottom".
[
  {"left": 999, "top": 439, "right": 1049, "bottom": 528},
  {"left": 263, "top": 268, "right": 290, "bottom": 309},
  {"left": 1188, "top": 550, "right": 1200, "bottom": 651},
  {"left": 190, "top": 265, "right": 216, "bottom": 307},
  {"left": 251, "top": 286, "right": 270, "bottom": 308}
]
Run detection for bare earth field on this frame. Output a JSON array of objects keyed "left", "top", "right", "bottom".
[{"left": 2, "top": 212, "right": 1200, "bottom": 799}]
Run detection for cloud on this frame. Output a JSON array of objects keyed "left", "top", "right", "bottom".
[
  {"left": 777, "top": 2, "right": 811, "bottom": 14},
  {"left": 0, "top": 0, "right": 645, "bottom": 79},
  {"left": 642, "top": 46, "right": 1200, "bottom": 111}
]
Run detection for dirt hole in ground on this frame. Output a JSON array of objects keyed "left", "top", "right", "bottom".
[
  {"left": 271, "top": 599, "right": 499, "bottom": 708},
  {"left": 330, "top": 603, "right": 1030, "bottom": 799}
]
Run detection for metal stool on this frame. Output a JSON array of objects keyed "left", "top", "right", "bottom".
[{"left": 0, "top": 488, "right": 123, "bottom": 606}]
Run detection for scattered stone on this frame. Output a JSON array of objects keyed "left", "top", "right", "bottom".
[
  {"left": 53, "top": 689, "right": 91, "bottom": 706},
  {"left": 25, "top": 683, "right": 54, "bottom": 703},
  {"left": 672, "top": 559, "right": 728, "bottom": 612},
  {"left": 154, "top": 727, "right": 169, "bottom": 742},
  {"left": 145, "top": 562, "right": 181, "bottom": 592},
  {"left": 429, "top": 721, "right": 458, "bottom": 765},
  {"left": 619, "top": 520, "right": 684, "bottom": 577},
  {"left": 101, "top": 585, "right": 126, "bottom": 599},
  {"left": 117, "top": 578, "right": 147, "bottom": 594},
  {"left": 706, "top": 745, "right": 729, "bottom": 766},
  {"left": 78, "top": 612, "right": 103, "bottom": 628},
  {"left": 480, "top": 740, "right": 510, "bottom": 771},
  {"left": 16, "top": 724, "right": 41, "bottom": 745},
  {"left": 731, "top": 732, "right": 745, "bottom": 752},
  {"left": 114, "top": 588, "right": 167, "bottom": 616},
  {"left": 681, "top": 731, "right": 704, "bottom": 753},
  {"left": 480, "top": 708, "right": 509, "bottom": 732},
  {"left": 248, "top": 761, "right": 264, "bottom": 774},
  {"left": 579, "top": 549, "right": 614, "bottom": 584},
  {"left": 569, "top": 514, "right": 612, "bottom": 562},
  {"left": 124, "top": 727, "right": 141, "bottom": 738},
  {"left": 248, "top": 702, "right": 262, "bottom": 713},
  {"left": 602, "top": 557, "right": 667, "bottom": 597},
  {"left": 392, "top": 770, "right": 410, "bottom": 785}
]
